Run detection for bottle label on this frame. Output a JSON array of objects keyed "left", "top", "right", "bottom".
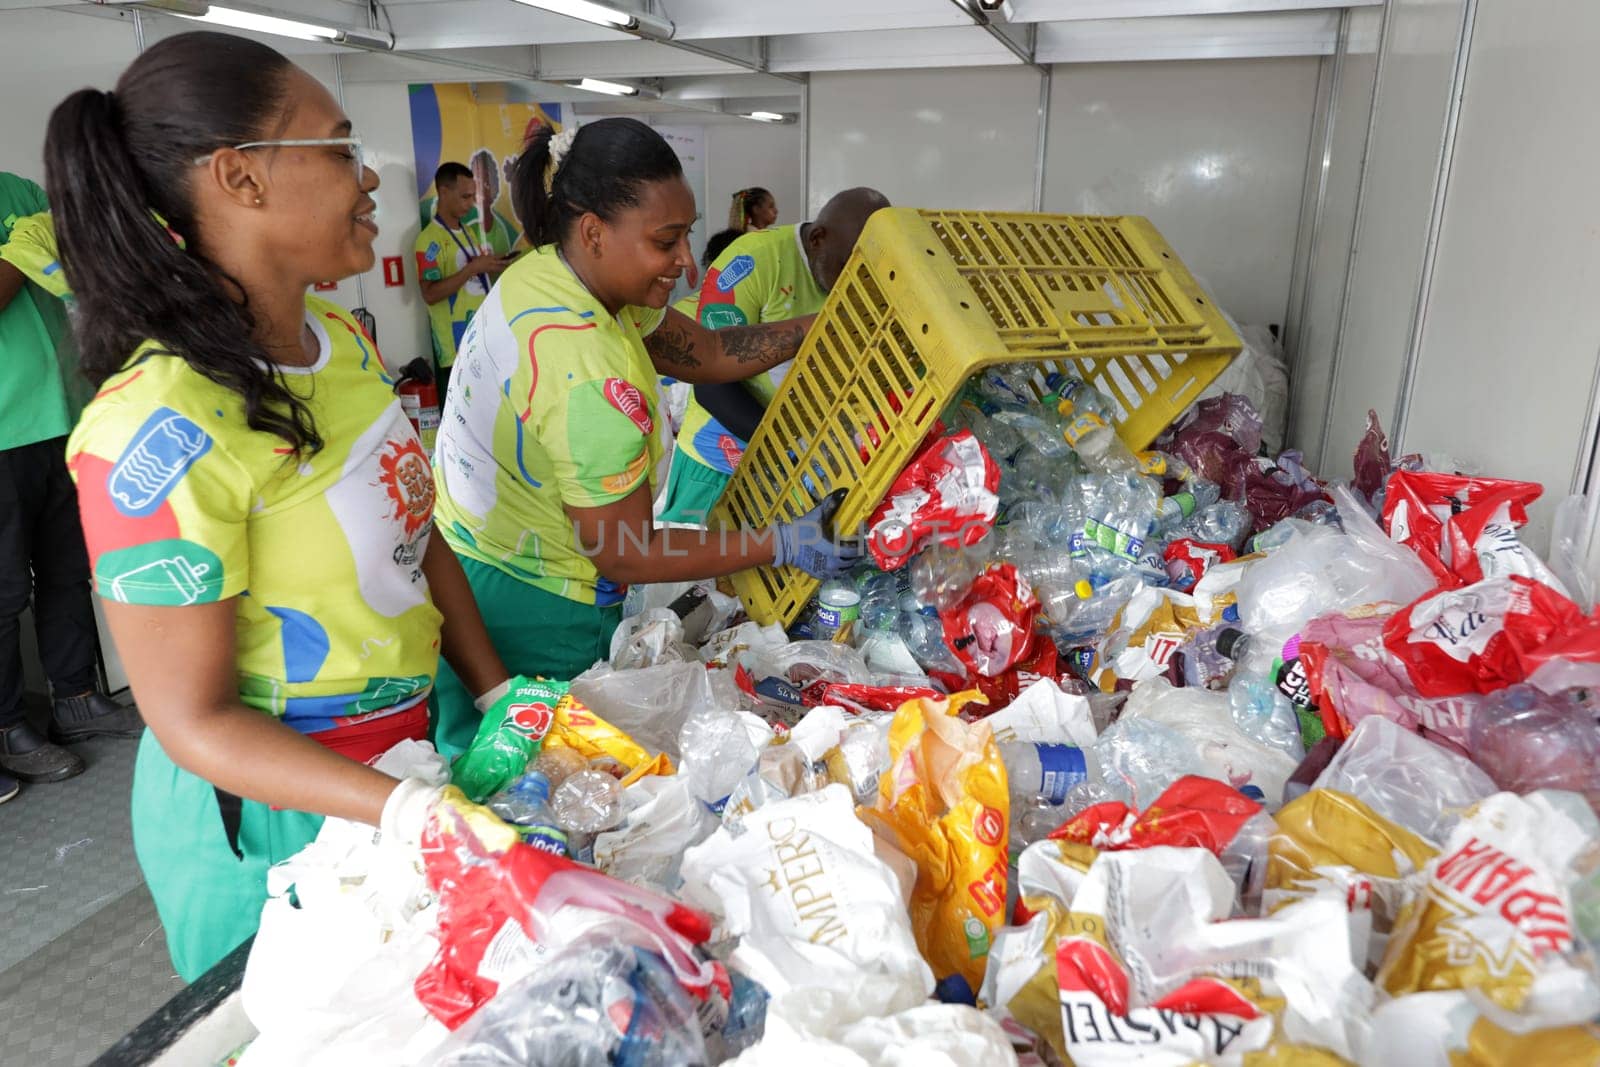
[
  {"left": 520, "top": 825, "right": 569, "bottom": 854},
  {"left": 1138, "top": 452, "right": 1170, "bottom": 478},
  {"left": 1063, "top": 411, "right": 1109, "bottom": 448},
  {"left": 815, "top": 601, "right": 860, "bottom": 644},
  {"left": 1034, "top": 744, "right": 1089, "bottom": 804},
  {"left": 1274, "top": 656, "right": 1314, "bottom": 709},
  {"left": 1168, "top": 492, "right": 1199, "bottom": 520},
  {"left": 1084, "top": 517, "right": 1144, "bottom": 561},
  {"left": 1067, "top": 530, "right": 1088, "bottom": 559}
]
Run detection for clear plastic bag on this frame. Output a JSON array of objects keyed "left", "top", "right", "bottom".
[
  {"left": 430, "top": 938, "right": 706, "bottom": 1067},
  {"left": 1312, "top": 714, "right": 1496, "bottom": 844},
  {"left": 1550, "top": 493, "right": 1598, "bottom": 612},
  {"left": 569, "top": 661, "right": 714, "bottom": 761},
  {"left": 609, "top": 608, "right": 691, "bottom": 671}
]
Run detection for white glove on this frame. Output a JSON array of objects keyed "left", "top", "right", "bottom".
[{"left": 380, "top": 776, "right": 445, "bottom": 848}]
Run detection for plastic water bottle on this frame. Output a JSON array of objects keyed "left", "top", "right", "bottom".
[
  {"left": 1157, "top": 480, "right": 1222, "bottom": 532},
  {"left": 995, "top": 409, "right": 1075, "bottom": 461},
  {"left": 963, "top": 408, "right": 1027, "bottom": 466},
  {"left": 532, "top": 745, "right": 590, "bottom": 790},
  {"left": 976, "top": 363, "right": 1043, "bottom": 407},
  {"left": 1173, "top": 500, "right": 1253, "bottom": 550},
  {"left": 678, "top": 710, "right": 759, "bottom": 814},
  {"left": 486, "top": 772, "right": 570, "bottom": 855},
  {"left": 900, "top": 595, "right": 963, "bottom": 674},
  {"left": 999, "top": 741, "right": 1103, "bottom": 844},
  {"left": 814, "top": 579, "right": 861, "bottom": 643},
  {"left": 1082, "top": 475, "right": 1158, "bottom": 565},
  {"left": 551, "top": 769, "right": 625, "bottom": 834},
  {"left": 910, "top": 543, "right": 979, "bottom": 611},
  {"left": 856, "top": 570, "right": 901, "bottom": 632}
]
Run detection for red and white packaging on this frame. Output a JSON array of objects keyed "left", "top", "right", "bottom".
[
  {"left": 1381, "top": 575, "right": 1587, "bottom": 698},
  {"left": 1381, "top": 472, "right": 1546, "bottom": 588},
  {"left": 867, "top": 431, "right": 1000, "bottom": 570},
  {"left": 939, "top": 562, "right": 1040, "bottom": 678}
]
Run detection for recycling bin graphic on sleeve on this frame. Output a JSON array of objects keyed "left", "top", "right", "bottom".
[
  {"left": 95, "top": 539, "right": 225, "bottom": 607},
  {"left": 108, "top": 408, "right": 213, "bottom": 517}
]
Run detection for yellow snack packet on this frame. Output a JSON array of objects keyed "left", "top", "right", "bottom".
[
  {"left": 542, "top": 693, "right": 674, "bottom": 781},
  {"left": 861, "top": 690, "right": 1006, "bottom": 989}
]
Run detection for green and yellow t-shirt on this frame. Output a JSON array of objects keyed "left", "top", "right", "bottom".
[
  {"left": 0, "top": 179, "right": 76, "bottom": 451},
  {"left": 0, "top": 210, "right": 69, "bottom": 298},
  {"left": 66, "top": 296, "right": 444, "bottom": 734},
  {"left": 414, "top": 215, "right": 514, "bottom": 370},
  {"left": 676, "top": 224, "right": 825, "bottom": 473},
  {"left": 432, "top": 246, "right": 665, "bottom": 608}
]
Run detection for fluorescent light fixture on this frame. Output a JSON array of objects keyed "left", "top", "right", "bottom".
[
  {"left": 154, "top": 3, "right": 394, "bottom": 48},
  {"left": 575, "top": 77, "right": 641, "bottom": 97},
  {"left": 507, "top": 0, "right": 674, "bottom": 40},
  {"left": 748, "top": 111, "right": 787, "bottom": 123}
]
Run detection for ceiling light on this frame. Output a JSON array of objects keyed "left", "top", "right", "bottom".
[
  {"left": 574, "top": 77, "right": 641, "bottom": 97},
  {"left": 506, "top": 0, "right": 673, "bottom": 40},
  {"left": 747, "top": 111, "right": 787, "bottom": 123},
  {"left": 153, "top": 3, "right": 394, "bottom": 49}
]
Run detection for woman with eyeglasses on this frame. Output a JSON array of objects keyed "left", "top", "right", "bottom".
[{"left": 47, "top": 31, "right": 528, "bottom": 981}]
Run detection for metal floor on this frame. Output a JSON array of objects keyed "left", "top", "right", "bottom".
[{"left": 0, "top": 710, "right": 186, "bottom": 1066}]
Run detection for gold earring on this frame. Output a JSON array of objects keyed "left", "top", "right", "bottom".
[{"left": 254, "top": 196, "right": 264, "bottom": 206}]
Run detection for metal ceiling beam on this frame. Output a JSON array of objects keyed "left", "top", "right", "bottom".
[{"left": 946, "top": 0, "right": 1041, "bottom": 70}]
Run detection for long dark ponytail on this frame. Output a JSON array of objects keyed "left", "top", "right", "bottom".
[
  {"left": 44, "top": 31, "right": 322, "bottom": 455},
  {"left": 509, "top": 117, "right": 683, "bottom": 251}
]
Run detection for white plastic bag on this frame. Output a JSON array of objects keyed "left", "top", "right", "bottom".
[
  {"left": 592, "top": 773, "right": 717, "bottom": 892},
  {"left": 982, "top": 677, "right": 1098, "bottom": 749},
  {"left": 609, "top": 606, "right": 691, "bottom": 670},
  {"left": 680, "top": 784, "right": 934, "bottom": 1023}
]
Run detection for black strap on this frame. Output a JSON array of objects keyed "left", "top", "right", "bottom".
[{"left": 213, "top": 787, "right": 245, "bottom": 861}]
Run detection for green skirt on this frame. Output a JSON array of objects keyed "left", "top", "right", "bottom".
[
  {"left": 430, "top": 555, "right": 622, "bottom": 757},
  {"left": 132, "top": 732, "right": 323, "bottom": 982}
]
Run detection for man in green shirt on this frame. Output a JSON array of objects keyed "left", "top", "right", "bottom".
[
  {"left": 0, "top": 173, "right": 142, "bottom": 797},
  {"left": 414, "top": 161, "right": 515, "bottom": 404}
]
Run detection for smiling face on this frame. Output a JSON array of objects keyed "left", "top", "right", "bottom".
[
  {"left": 572, "top": 174, "right": 697, "bottom": 311},
  {"left": 194, "top": 65, "right": 379, "bottom": 290},
  {"left": 436, "top": 173, "right": 477, "bottom": 227}
]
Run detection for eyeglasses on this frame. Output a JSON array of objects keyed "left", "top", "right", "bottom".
[{"left": 193, "top": 137, "right": 369, "bottom": 179}]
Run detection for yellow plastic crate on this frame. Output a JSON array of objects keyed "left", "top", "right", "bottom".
[{"left": 713, "top": 208, "right": 1241, "bottom": 627}]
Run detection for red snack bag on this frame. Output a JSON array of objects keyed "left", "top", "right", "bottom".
[
  {"left": 940, "top": 562, "right": 1040, "bottom": 678},
  {"left": 965, "top": 641, "right": 1078, "bottom": 710},
  {"left": 1049, "top": 775, "right": 1262, "bottom": 856},
  {"left": 867, "top": 430, "right": 1000, "bottom": 570},
  {"left": 415, "top": 801, "right": 721, "bottom": 1029},
  {"left": 820, "top": 681, "right": 944, "bottom": 714},
  {"left": 1381, "top": 575, "right": 1586, "bottom": 698},
  {"left": 1381, "top": 471, "right": 1543, "bottom": 586}
]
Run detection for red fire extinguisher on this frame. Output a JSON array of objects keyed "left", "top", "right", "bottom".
[{"left": 394, "top": 357, "right": 441, "bottom": 453}]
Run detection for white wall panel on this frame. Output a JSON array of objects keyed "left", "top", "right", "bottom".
[
  {"left": 806, "top": 67, "right": 1041, "bottom": 217},
  {"left": 1043, "top": 57, "right": 1321, "bottom": 328},
  {"left": 1320, "top": 0, "right": 1468, "bottom": 474},
  {"left": 1398, "top": 0, "right": 1600, "bottom": 546},
  {"left": 336, "top": 80, "right": 431, "bottom": 371},
  {"left": 1287, "top": 43, "right": 1378, "bottom": 471},
  {"left": 706, "top": 121, "right": 804, "bottom": 237},
  {"left": 0, "top": 8, "right": 136, "bottom": 183}
]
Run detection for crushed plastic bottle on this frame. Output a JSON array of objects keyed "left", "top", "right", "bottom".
[
  {"left": 910, "top": 542, "right": 979, "bottom": 612},
  {"left": 999, "top": 740, "right": 1105, "bottom": 845},
  {"left": 1156, "top": 480, "right": 1222, "bottom": 532},
  {"left": 486, "top": 771, "right": 569, "bottom": 855},
  {"left": 533, "top": 745, "right": 590, "bottom": 790},
  {"left": 677, "top": 710, "right": 760, "bottom": 815},
  {"left": 551, "top": 769, "right": 626, "bottom": 834}
]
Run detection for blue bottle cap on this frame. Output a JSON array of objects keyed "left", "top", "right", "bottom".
[
  {"left": 935, "top": 974, "right": 976, "bottom": 1006},
  {"left": 1239, "top": 784, "right": 1266, "bottom": 801}
]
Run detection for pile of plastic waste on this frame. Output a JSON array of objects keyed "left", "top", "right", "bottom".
[{"left": 236, "top": 368, "right": 1600, "bottom": 1067}]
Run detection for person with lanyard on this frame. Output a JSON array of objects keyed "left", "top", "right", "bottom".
[
  {"left": 429, "top": 119, "right": 861, "bottom": 756},
  {"left": 657, "top": 187, "right": 890, "bottom": 527},
  {"left": 51, "top": 31, "right": 535, "bottom": 981},
  {"left": 728, "top": 186, "right": 778, "bottom": 234},
  {"left": 0, "top": 175, "right": 141, "bottom": 803},
  {"left": 415, "top": 161, "right": 516, "bottom": 403}
]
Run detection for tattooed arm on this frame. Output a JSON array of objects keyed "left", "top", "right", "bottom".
[{"left": 644, "top": 307, "right": 816, "bottom": 383}]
